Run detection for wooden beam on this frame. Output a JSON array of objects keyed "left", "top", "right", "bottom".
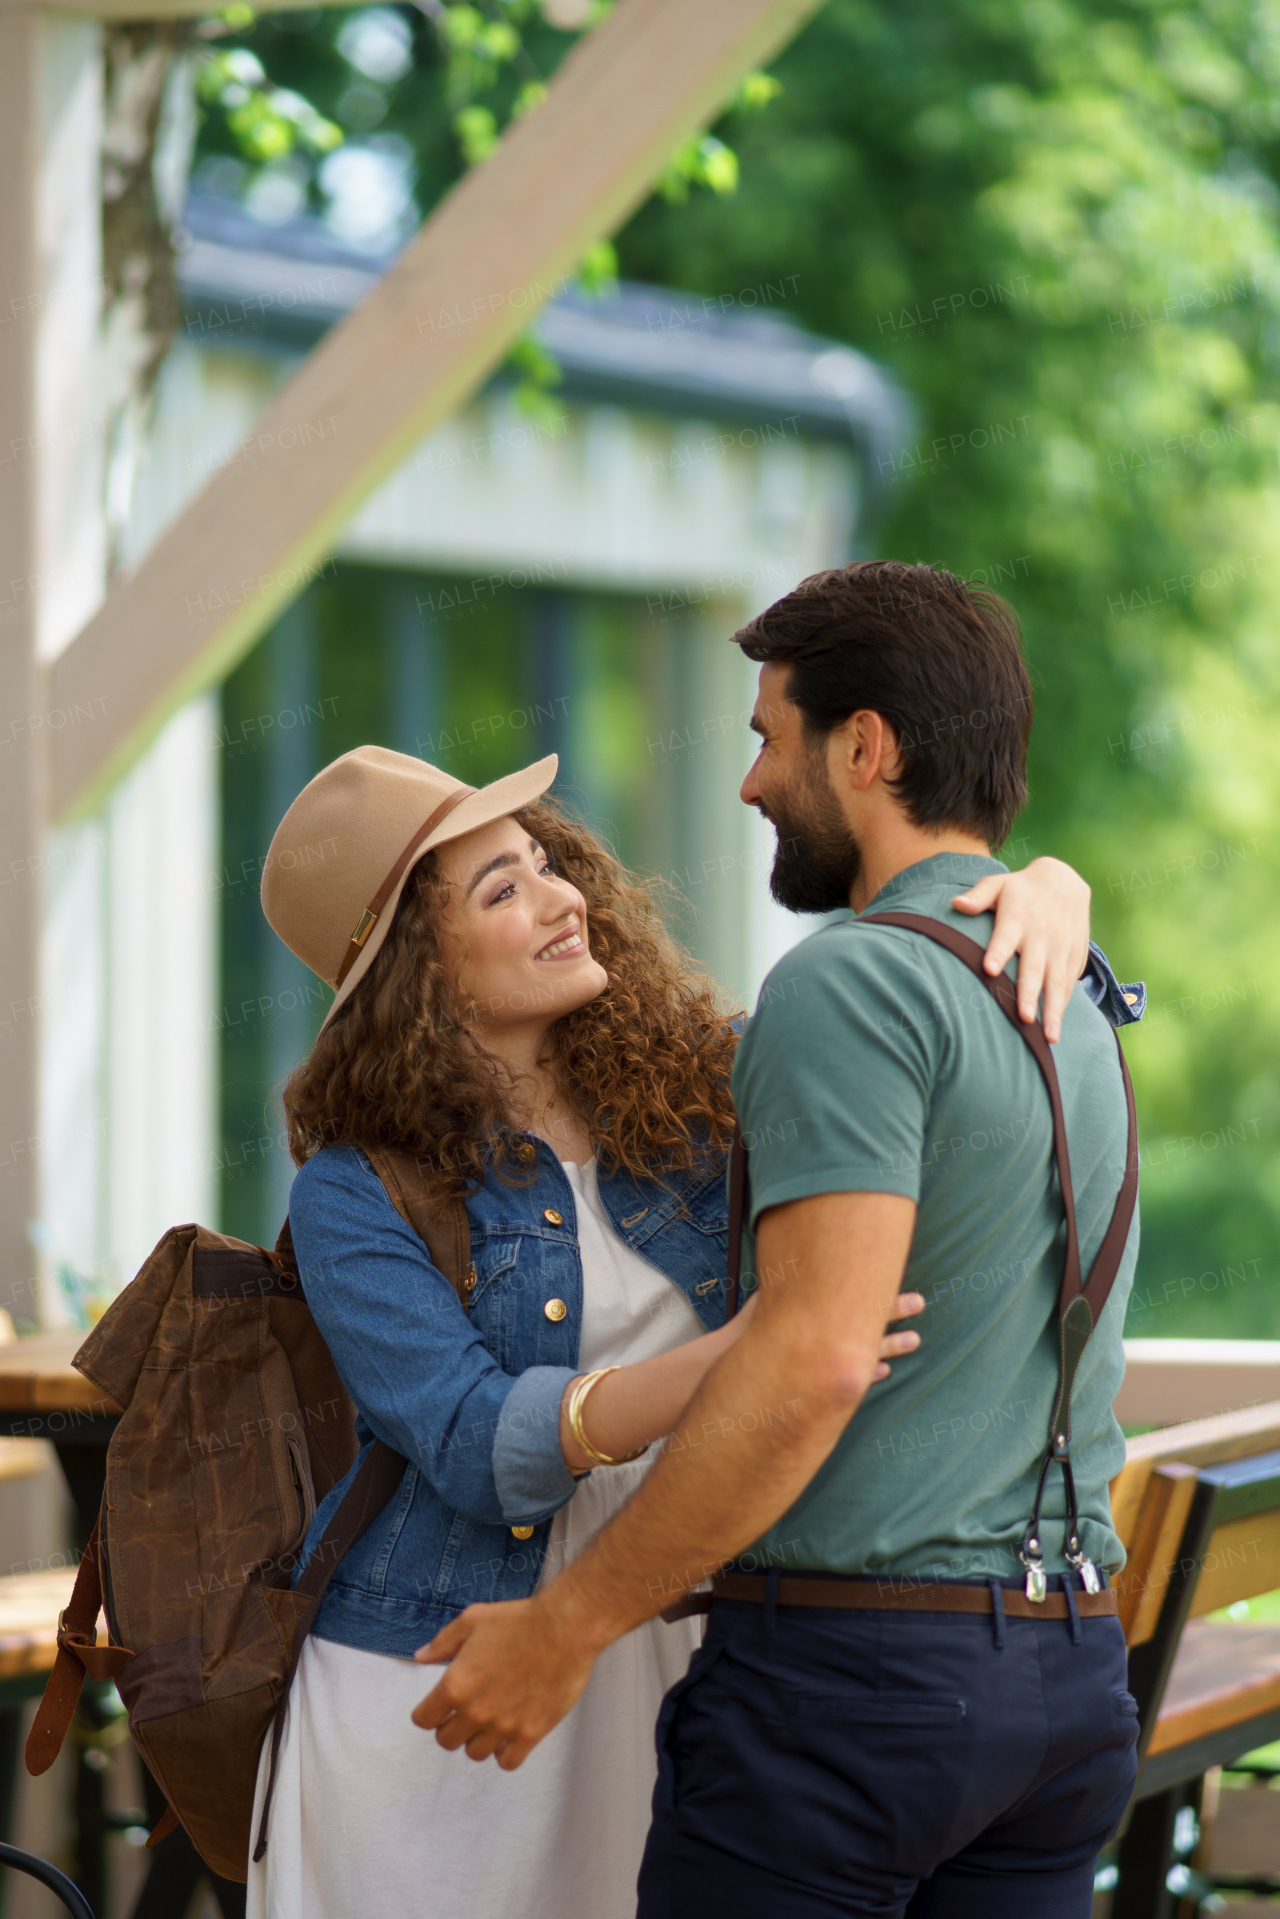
[
  {"left": 48, "top": 0, "right": 822, "bottom": 819},
  {"left": 1, "top": 0, "right": 366, "bottom": 14}
]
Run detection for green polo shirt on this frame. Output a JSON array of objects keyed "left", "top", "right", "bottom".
[{"left": 732, "top": 852, "right": 1138, "bottom": 1581}]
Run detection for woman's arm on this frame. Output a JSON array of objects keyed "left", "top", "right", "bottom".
[
  {"left": 557, "top": 1291, "right": 923, "bottom": 1473},
  {"left": 951, "top": 855, "right": 1090, "bottom": 1043},
  {"left": 293, "top": 1148, "right": 581, "bottom": 1529}
]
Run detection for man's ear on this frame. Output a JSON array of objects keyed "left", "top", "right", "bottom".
[{"left": 832, "top": 710, "right": 897, "bottom": 793}]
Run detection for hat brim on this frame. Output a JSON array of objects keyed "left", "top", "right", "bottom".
[{"left": 320, "top": 753, "right": 559, "bottom": 1028}]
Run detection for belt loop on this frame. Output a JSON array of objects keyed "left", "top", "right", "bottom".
[
  {"left": 763, "top": 1567, "right": 781, "bottom": 1640},
  {"left": 1062, "top": 1575, "right": 1082, "bottom": 1646},
  {"left": 987, "top": 1579, "right": 1006, "bottom": 1651}
]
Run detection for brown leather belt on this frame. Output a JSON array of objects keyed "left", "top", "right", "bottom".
[{"left": 664, "top": 1572, "right": 1117, "bottom": 1621}]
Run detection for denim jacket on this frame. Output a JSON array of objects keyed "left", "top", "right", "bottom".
[
  {"left": 290, "top": 1141, "right": 731, "bottom": 1656},
  {"left": 291, "top": 940, "right": 1143, "bottom": 1658}
]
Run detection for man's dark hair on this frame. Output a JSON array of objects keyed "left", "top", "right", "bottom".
[{"left": 734, "top": 561, "right": 1033, "bottom": 849}]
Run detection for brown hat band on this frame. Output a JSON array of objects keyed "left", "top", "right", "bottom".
[{"left": 334, "top": 785, "right": 477, "bottom": 990}]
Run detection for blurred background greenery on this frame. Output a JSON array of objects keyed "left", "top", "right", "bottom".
[{"left": 193, "top": 0, "right": 1280, "bottom": 1337}]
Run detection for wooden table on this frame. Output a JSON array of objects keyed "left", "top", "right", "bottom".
[
  {"left": 0, "top": 1333, "right": 121, "bottom": 1547},
  {"left": 0, "top": 1330, "right": 120, "bottom": 1423},
  {"left": 0, "top": 1335, "right": 124, "bottom": 1912},
  {"left": 0, "top": 1569, "right": 87, "bottom": 1685}
]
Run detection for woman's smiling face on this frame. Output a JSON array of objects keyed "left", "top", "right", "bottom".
[{"left": 436, "top": 814, "right": 609, "bottom": 1033}]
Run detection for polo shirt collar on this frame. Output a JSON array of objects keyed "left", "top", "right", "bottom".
[{"left": 859, "top": 851, "right": 1009, "bottom": 915}]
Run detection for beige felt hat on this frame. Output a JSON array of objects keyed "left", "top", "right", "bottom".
[{"left": 261, "top": 745, "right": 558, "bottom": 1023}]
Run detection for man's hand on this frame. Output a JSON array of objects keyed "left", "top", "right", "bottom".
[
  {"left": 409, "top": 1198, "right": 919, "bottom": 1770},
  {"left": 952, "top": 855, "right": 1090, "bottom": 1042},
  {"left": 412, "top": 1590, "right": 599, "bottom": 1770},
  {"left": 410, "top": 1268, "right": 924, "bottom": 1768}
]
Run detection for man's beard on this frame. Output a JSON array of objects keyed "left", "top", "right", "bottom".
[{"left": 761, "top": 759, "right": 862, "bottom": 913}]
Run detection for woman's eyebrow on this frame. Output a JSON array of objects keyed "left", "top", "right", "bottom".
[{"left": 466, "top": 852, "right": 521, "bottom": 898}]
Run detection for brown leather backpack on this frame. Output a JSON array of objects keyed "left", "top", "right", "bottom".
[{"left": 25, "top": 1147, "right": 469, "bottom": 1884}]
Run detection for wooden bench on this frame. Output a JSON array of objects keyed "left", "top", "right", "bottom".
[{"left": 1106, "top": 1399, "right": 1280, "bottom": 1915}]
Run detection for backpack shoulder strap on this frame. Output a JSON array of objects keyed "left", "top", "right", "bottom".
[{"left": 361, "top": 1146, "right": 474, "bottom": 1310}]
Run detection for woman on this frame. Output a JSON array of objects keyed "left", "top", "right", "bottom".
[{"left": 250, "top": 744, "right": 1113, "bottom": 1919}]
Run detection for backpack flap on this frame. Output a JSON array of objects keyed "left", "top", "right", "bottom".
[{"left": 72, "top": 1224, "right": 201, "bottom": 1412}]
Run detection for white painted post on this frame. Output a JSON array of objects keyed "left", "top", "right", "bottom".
[{"left": 0, "top": 11, "right": 104, "bottom": 1326}]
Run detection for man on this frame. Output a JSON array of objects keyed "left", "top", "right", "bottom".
[{"left": 414, "top": 561, "right": 1141, "bottom": 1917}]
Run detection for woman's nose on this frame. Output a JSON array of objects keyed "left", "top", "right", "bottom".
[{"left": 539, "top": 874, "right": 579, "bottom": 918}]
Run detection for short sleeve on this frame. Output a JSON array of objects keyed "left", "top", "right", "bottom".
[{"left": 731, "top": 927, "right": 939, "bottom": 1223}]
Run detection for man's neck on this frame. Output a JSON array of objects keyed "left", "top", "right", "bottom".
[{"left": 848, "top": 823, "right": 991, "bottom": 913}]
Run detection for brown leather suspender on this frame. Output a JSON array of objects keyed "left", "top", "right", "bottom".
[{"left": 724, "top": 910, "right": 1139, "bottom": 1599}]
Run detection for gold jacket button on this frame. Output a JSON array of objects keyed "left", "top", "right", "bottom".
[
  {"left": 543, "top": 1207, "right": 563, "bottom": 1226},
  {"left": 544, "top": 1297, "right": 568, "bottom": 1322},
  {"left": 510, "top": 1525, "right": 534, "bottom": 1540},
  {"left": 516, "top": 1142, "right": 536, "bottom": 1164}
]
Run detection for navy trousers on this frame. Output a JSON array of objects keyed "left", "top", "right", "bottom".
[{"left": 637, "top": 1579, "right": 1139, "bottom": 1919}]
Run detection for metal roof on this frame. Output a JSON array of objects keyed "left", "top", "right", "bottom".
[{"left": 177, "top": 191, "right": 911, "bottom": 498}]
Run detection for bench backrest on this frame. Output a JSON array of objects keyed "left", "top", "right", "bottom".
[
  {"left": 1111, "top": 1396, "right": 1280, "bottom": 1643},
  {"left": 1110, "top": 1399, "right": 1280, "bottom": 1767}
]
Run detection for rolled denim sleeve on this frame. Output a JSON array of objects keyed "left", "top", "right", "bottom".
[
  {"left": 492, "top": 1367, "right": 582, "bottom": 1520},
  {"left": 1082, "top": 940, "right": 1146, "bottom": 1027},
  {"left": 290, "top": 1146, "right": 578, "bottom": 1527}
]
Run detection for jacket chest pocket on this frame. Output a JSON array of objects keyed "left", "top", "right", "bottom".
[
  {"left": 678, "top": 1173, "right": 730, "bottom": 1240},
  {"left": 468, "top": 1242, "right": 524, "bottom": 1368}
]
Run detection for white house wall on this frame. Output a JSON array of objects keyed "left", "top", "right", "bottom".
[
  {"left": 340, "top": 392, "right": 856, "bottom": 594},
  {"left": 128, "top": 338, "right": 858, "bottom": 593},
  {"left": 37, "top": 326, "right": 236, "bottom": 1309}
]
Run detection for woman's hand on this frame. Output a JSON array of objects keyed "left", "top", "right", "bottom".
[
  {"left": 873, "top": 1291, "right": 923, "bottom": 1381},
  {"left": 952, "top": 856, "right": 1090, "bottom": 1043}
]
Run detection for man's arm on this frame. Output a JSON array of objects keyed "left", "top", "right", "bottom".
[{"left": 411, "top": 1189, "right": 916, "bottom": 1767}]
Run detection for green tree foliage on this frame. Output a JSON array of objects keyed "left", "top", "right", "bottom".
[{"left": 618, "top": 0, "right": 1280, "bottom": 1332}]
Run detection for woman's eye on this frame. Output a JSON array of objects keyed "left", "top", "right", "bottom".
[{"left": 490, "top": 881, "right": 517, "bottom": 904}]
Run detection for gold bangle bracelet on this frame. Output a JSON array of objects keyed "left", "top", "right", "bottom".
[{"left": 567, "top": 1367, "right": 648, "bottom": 1468}]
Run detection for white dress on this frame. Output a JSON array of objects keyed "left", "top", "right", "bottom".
[{"left": 247, "top": 1158, "right": 707, "bottom": 1919}]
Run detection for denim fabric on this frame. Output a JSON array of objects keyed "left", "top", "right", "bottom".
[
  {"left": 289, "top": 1139, "right": 729, "bottom": 1656},
  {"left": 1083, "top": 942, "right": 1146, "bottom": 1026}
]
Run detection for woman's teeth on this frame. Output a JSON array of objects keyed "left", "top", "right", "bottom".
[{"left": 537, "top": 933, "right": 582, "bottom": 960}]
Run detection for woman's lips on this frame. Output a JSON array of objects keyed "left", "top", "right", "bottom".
[{"left": 535, "top": 930, "right": 584, "bottom": 962}]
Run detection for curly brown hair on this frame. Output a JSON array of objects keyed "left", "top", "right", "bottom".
[{"left": 283, "top": 798, "right": 740, "bottom": 1199}]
